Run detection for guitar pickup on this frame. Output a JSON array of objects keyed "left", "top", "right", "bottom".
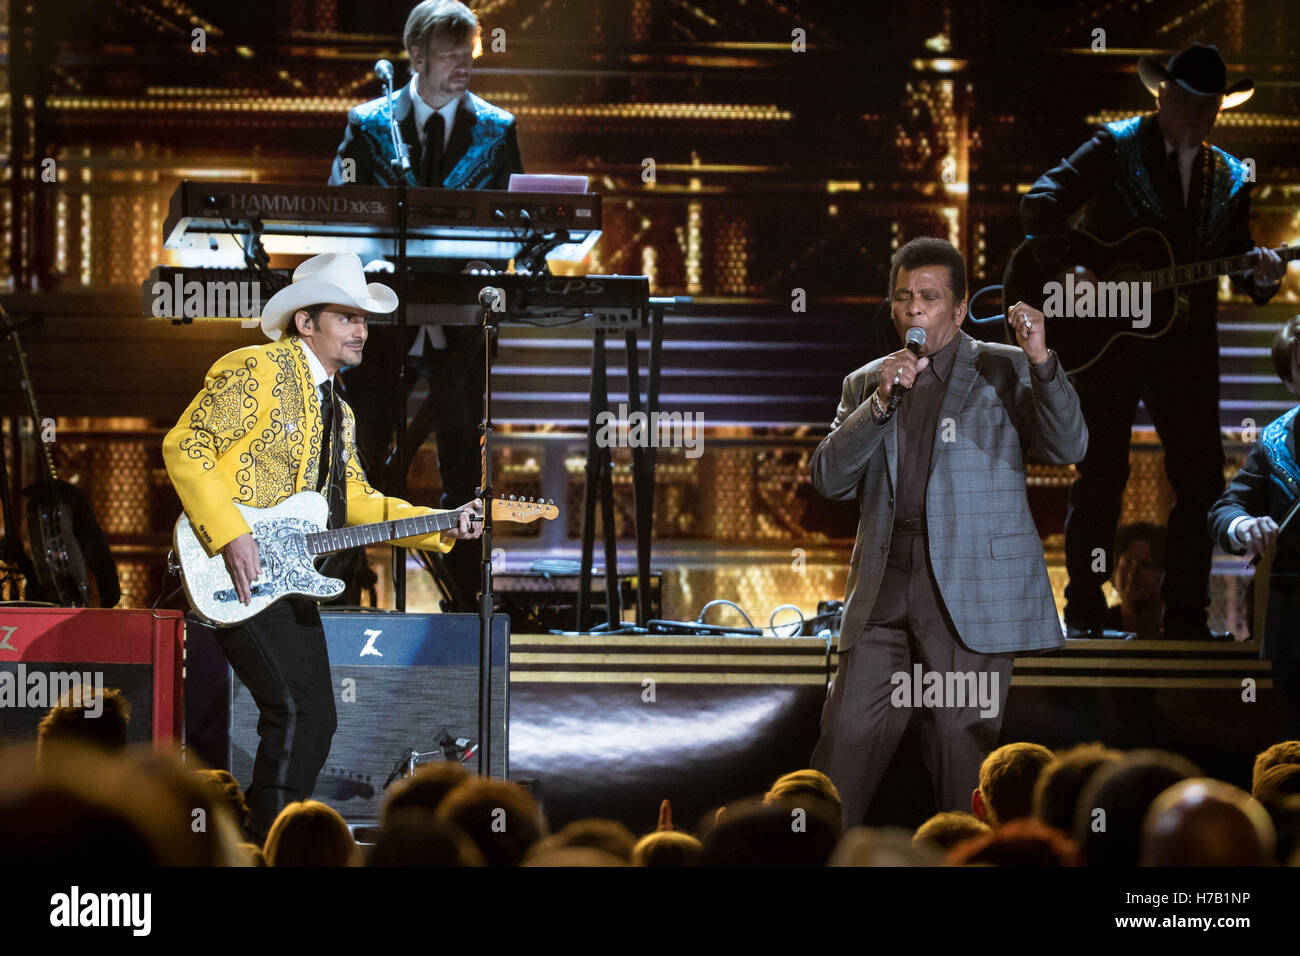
[{"left": 213, "top": 582, "right": 273, "bottom": 603}]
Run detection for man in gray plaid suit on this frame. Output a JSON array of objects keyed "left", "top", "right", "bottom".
[{"left": 810, "top": 237, "right": 1088, "bottom": 826}]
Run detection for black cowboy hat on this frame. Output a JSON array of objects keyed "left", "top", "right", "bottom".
[{"left": 1138, "top": 42, "right": 1254, "bottom": 109}]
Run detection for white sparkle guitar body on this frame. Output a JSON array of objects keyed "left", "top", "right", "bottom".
[
  {"left": 174, "top": 491, "right": 344, "bottom": 627},
  {"left": 173, "top": 491, "right": 557, "bottom": 627}
]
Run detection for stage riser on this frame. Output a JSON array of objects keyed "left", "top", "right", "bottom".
[
  {"left": 509, "top": 683, "right": 823, "bottom": 833},
  {"left": 508, "top": 635, "right": 1282, "bottom": 832}
]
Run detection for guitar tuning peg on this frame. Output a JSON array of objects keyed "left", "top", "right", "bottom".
[{"left": 509, "top": 494, "right": 516, "bottom": 501}]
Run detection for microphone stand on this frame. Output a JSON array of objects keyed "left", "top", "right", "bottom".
[
  {"left": 476, "top": 286, "right": 499, "bottom": 776},
  {"left": 377, "top": 61, "right": 410, "bottom": 181},
  {"left": 380, "top": 64, "right": 413, "bottom": 610}
]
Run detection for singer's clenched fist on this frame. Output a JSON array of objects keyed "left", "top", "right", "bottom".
[
  {"left": 878, "top": 348, "right": 930, "bottom": 403},
  {"left": 1006, "top": 300, "right": 1049, "bottom": 365}
]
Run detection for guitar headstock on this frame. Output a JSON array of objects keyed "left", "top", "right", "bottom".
[{"left": 490, "top": 495, "right": 559, "bottom": 523}]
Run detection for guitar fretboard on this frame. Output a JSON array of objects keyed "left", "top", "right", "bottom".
[
  {"left": 1145, "top": 245, "right": 1300, "bottom": 292},
  {"left": 304, "top": 508, "right": 466, "bottom": 555}
]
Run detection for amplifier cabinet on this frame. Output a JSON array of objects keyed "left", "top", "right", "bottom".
[
  {"left": 187, "top": 610, "right": 508, "bottom": 823},
  {"left": 0, "top": 607, "right": 184, "bottom": 748}
]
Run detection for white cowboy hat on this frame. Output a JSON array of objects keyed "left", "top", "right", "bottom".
[{"left": 260, "top": 252, "right": 399, "bottom": 341}]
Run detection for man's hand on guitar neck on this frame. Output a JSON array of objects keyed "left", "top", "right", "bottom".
[
  {"left": 1251, "top": 243, "right": 1287, "bottom": 290},
  {"left": 441, "top": 498, "right": 485, "bottom": 542},
  {"left": 222, "top": 533, "right": 261, "bottom": 606},
  {"left": 1235, "top": 515, "right": 1280, "bottom": 562}
]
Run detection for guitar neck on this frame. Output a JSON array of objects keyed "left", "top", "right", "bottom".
[
  {"left": 1147, "top": 244, "right": 1300, "bottom": 292},
  {"left": 303, "top": 507, "right": 465, "bottom": 556},
  {"left": 2, "top": 315, "right": 58, "bottom": 481}
]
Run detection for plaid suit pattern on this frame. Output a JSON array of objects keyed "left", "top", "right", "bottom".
[{"left": 811, "top": 332, "right": 1088, "bottom": 655}]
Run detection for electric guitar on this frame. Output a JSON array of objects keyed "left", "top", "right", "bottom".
[
  {"left": 1003, "top": 227, "right": 1298, "bottom": 375},
  {"left": 172, "top": 491, "right": 557, "bottom": 626},
  {"left": 1, "top": 308, "right": 120, "bottom": 607}
]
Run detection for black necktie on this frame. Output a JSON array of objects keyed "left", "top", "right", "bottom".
[
  {"left": 317, "top": 381, "right": 346, "bottom": 530},
  {"left": 420, "top": 112, "right": 445, "bottom": 187}
]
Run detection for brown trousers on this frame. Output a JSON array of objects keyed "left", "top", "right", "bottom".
[{"left": 811, "top": 529, "right": 1015, "bottom": 827}]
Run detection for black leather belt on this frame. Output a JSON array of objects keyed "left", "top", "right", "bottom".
[{"left": 892, "top": 517, "right": 925, "bottom": 535}]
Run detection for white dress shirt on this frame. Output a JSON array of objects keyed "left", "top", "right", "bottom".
[
  {"left": 301, "top": 339, "right": 333, "bottom": 395},
  {"left": 410, "top": 75, "right": 460, "bottom": 150},
  {"left": 1163, "top": 138, "right": 1200, "bottom": 204}
]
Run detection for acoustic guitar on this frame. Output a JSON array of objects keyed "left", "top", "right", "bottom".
[{"left": 1003, "top": 227, "right": 1298, "bottom": 375}]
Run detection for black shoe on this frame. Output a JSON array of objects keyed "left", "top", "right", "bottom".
[{"left": 1162, "top": 624, "right": 1234, "bottom": 641}]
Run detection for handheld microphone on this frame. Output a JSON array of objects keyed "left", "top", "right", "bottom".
[
  {"left": 887, "top": 326, "right": 927, "bottom": 412},
  {"left": 374, "top": 59, "right": 394, "bottom": 85}
]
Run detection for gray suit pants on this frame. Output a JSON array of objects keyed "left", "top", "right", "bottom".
[{"left": 811, "top": 528, "right": 1015, "bottom": 827}]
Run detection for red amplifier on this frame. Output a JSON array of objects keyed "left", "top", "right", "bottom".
[{"left": 0, "top": 607, "right": 184, "bottom": 748}]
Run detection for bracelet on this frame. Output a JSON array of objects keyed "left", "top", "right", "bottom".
[{"left": 870, "top": 387, "right": 891, "bottom": 423}]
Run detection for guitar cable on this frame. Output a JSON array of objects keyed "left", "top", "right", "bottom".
[
  {"left": 966, "top": 283, "right": 1008, "bottom": 327},
  {"left": 149, "top": 555, "right": 185, "bottom": 622}
]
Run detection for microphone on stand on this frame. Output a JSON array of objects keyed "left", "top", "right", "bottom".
[
  {"left": 375, "top": 59, "right": 410, "bottom": 173},
  {"left": 887, "top": 326, "right": 928, "bottom": 413}
]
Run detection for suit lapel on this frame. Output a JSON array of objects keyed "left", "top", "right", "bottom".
[
  {"left": 928, "top": 333, "right": 978, "bottom": 477},
  {"left": 286, "top": 339, "right": 321, "bottom": 493},
  {"left": 884, "top": 401, "right": 899, "bottom": 494}
]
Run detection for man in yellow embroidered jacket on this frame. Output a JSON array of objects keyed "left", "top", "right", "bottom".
[{"left": 163, "top": 252, "right": 482, "bottom": 840}]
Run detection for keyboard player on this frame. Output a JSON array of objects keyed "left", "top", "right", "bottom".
[{"left": 327, "top": 0, "right": 523, "bottom": 611}]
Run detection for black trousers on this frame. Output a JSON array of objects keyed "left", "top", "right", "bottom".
[
  {"left": 1063, "top": 332, "right": 1225, "bottom": 631},
  {"left": 215, "top": 597, "right": 337, "bottom": 841},
  {"left": 811, "top": 531, "right": 1015, "bottom": 827}
]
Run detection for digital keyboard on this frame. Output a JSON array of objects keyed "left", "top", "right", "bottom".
[
  {"left": 163, "top": 181, "right": 601, "bottom": 262},
  {"left": 142, "top": 266, "right": 655, "bottom": 330}
]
